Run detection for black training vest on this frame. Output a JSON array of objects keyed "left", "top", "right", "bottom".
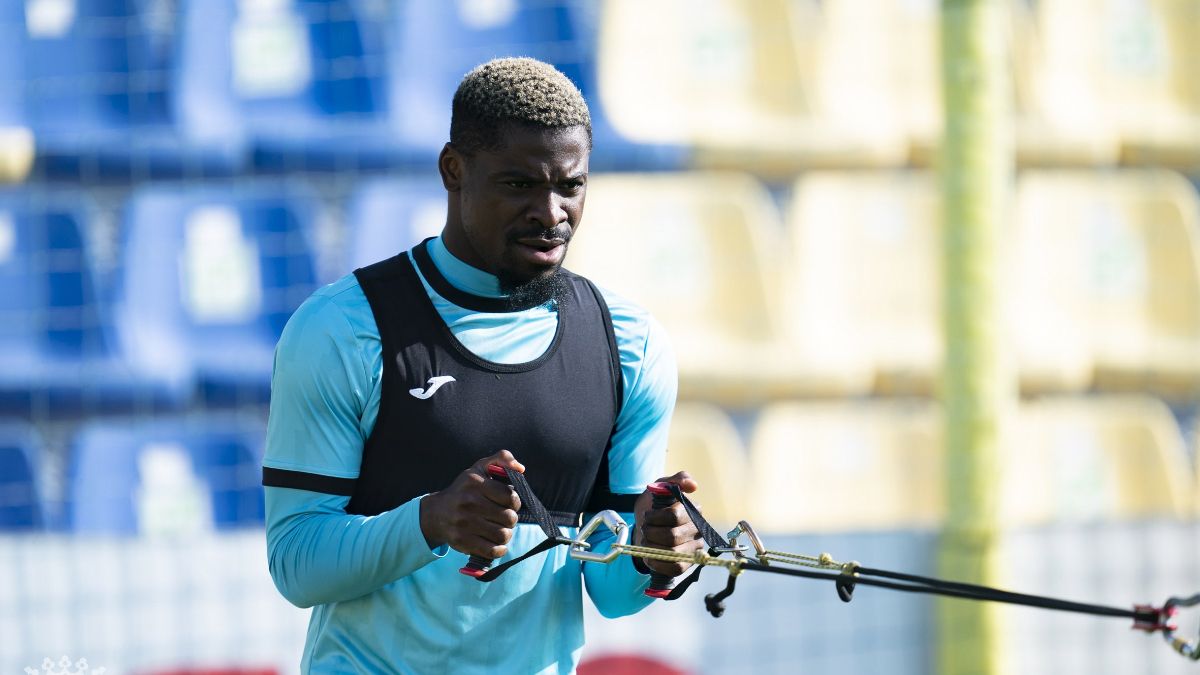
[{"left": 334, "top": 240, "right": 630, "bottom": 524}]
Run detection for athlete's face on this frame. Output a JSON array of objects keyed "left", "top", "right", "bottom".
[{"left": 439, "top": 124, "right": 589, "bottom": 288}]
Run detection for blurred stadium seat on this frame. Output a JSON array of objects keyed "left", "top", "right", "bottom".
[
  {"left": 388, "top": 0, "right": 683, "bottom": 170},
  {"left": 21, "top": 0, "right": 242, "bottom": 177},
  {"left": 1100, "top": 0, "right": 1200, "bottom": 166},
  {"left": 0, "top": 421, "right": 44, "bottom": 530},
  {"left": 0, "top": 3, "right": 33, "bottom": 182},
  {"left": 569, "top": 172, "right": 869, "bottom": 403},
  {"left": 345, "top": 176, "right": 445, "bottom": 274},
  {"left": 0, "top": 191, "right": 191, "bottom": 412},
  {"left": 115, "top": 183, "right": 320, "bottom": 404},
  {"left": 784, "top": 172, "right": 939, "bottom": 395},
  {"left": 67, "top": 416, "right": 266, "bottom": 534},
  {"left": 1002, "top": 396, "right": 1194, "bottom": 524},
  {"left": 1019, "top": 171, "right": 1200, "bottom": 398},
  {"left": 1013, "top": 0, "right": 1124, "bottom": 165},
  {"left": 597, "top": 0, "right": 906, "bottom": 174},
  {"left": 663, "top": 403, "right": 748, "bottom": 527},
  {"left": 749, "top": 400, "right": 943, "bottom": 533},
  {"left": 178, "top": 0, "right": 388, "bottom": 171}
]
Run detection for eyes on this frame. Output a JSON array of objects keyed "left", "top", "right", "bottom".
[{"left": 503, "top": 178, "right": 586, "bottom": 192}]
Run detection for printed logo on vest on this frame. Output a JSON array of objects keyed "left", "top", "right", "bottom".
[{"left": 409, "top": 375, "right": 456, "bottom": 400}]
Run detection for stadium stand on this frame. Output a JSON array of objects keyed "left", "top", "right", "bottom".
[
  {"left": 663, "top": 402, "right": 749, "bottom": 527},
  {"left": 1021, "top": 170, "right": 1200, "bottom": 398},
  {"left": 748, "top": 400, "right": 943, "bottom": 533},
  {"left": 0, "top": 3, "right": 33, "bottom": 183},
  {"left": 596, "top": 0, "right": 906, "bottom": 174},
  {"left": 1001, "top": 396, "right": 1194, "bottom": 525},
  {"left": 66, "top": 416, "right": 266, "bottom": 535},
  {"left": 345, "top": 176, "right": 446, "bottom": 275},
  {"left": 0, "top": 191, "right": 191, "bottom": 412},
  {"left": 115, "top": 183, "right": 320, "bottom": 404},
  {"left": 0, "top": 421, "right": 44, "bottom": 530},
  {"left": 20, "top": 0, "right": 243, "bottom": 178},
  {"left": 568, "top": 172, "right": 873, "bottom": 403}
]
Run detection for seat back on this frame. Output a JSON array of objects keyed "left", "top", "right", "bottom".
[
  {"left": 177, "top": 0, "right": 387, "bottom": 143},
  {"left": 749, "top": 401, "right": 943, "bottom": 533},
  {"left": 664, "top": 403, "right": 749, "bottom": 527},
  {"left": 0, "top": 422, "right": 43, "bottom": 530},
  {"left": 1002, "top": 396, "right": 1193, "bottom": 523},
  {"left": 23, "top": 0, "right": 173, "bottom": 138},
  {"left": 345, "top": 177, "right": 446, "bottom": 274},
  {"left": 68, "top": 417, "right": 266, "bottom": 534},
  {"left": 0, "top": 193, "right": 103, "bottom": 363},
  {"left": 116, "top": 184, "right": 319, "bottom": 391}
]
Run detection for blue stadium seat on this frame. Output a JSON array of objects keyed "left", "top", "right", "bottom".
[
  {"left": 0, "top": 192, "right": 191, "bottom": 412},
  {"left": 115, "top": 184, "right": 320, "bottom": 404},
  {"left": 0, "top": 422, "right": 44, "bottom": 530},
  {"left": 345, "top": 177, "right": 446, "bottom": 273},
  {"left": 177, "top": 0, "right": 392, "bottom": 171},
  {"left": 21, "top": 0, "right": 243, "bottom": 177},
  {"left": 67, "top": 417, "right": 266, "bottom": 534},
  {"left": 388, "top": 0, "right": 685, "bottom": 170}
]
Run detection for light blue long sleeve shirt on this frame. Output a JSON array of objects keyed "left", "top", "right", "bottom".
[{"left": 263, "top": 236, "right": 678, "bottom": 674}]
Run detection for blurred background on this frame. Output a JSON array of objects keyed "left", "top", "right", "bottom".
[{"left": 1, "top": 0, "right": 1198, "bottom": 673}]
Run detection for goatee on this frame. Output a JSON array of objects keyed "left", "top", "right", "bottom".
[{"left": 499, "top": 267, "right": 570, "bottom": 311}]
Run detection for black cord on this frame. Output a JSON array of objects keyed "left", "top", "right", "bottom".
[{"left": 737, "top": 561, "right": 1160, "bottom": 624}]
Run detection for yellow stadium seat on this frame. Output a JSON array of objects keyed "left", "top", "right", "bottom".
[
  {"left": 1001, "top": 396, "right": 1193, "bottom": 524},
  {"left": 596, "top": 0, "right": 907, "bottom": 173},
  {"left": 1019, "top": 0, "right": 1200, "bottom": 166},
  {"left": 662, "top": 402, "right": 749, "bottom": 528},
  {"left": 1011, "top": 174, "right": 1098, "bottom": 393},
  {"left": 1021, "top": 171, "right": 1200, "bottom": 397},
  {"left": 1103, "top": 0, "right": 1200, "bottom": 166},
  {"left": 784, "top": 172, "right": 941, "bottom": 395},
  {"left": 748, "top": 400, "right": 943, "bottom": 533},
  {"left": 1015, "top": 0, "right": 1124, "bottom": 165},
  {"left": 570, "top": 173, "right": 873, "bottom": 403}
]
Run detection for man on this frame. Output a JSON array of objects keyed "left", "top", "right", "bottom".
[{"left": 262, "top": 57, "right": 703, "bottom": 673}]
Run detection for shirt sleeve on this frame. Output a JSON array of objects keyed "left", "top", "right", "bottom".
[
  {"left": 262, "top": 284, "right": 446, "bottom": 609},
  {"left": 583, "top": 290, "right": 679, "bottom": 618}
]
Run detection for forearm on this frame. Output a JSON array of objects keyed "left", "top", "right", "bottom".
[
  {"left": 265, "top": 487, "right": 446, "bottom": 608},
  {"left": 582, "top": 511, "right": 654, "bottom": 618}
]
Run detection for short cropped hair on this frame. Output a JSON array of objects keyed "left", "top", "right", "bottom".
[{"left": 450, "top": 57, "right": 592, "bottom": 155}]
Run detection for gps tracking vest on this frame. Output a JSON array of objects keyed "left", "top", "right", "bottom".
[{"left": 343, "top": 239, "right": 631, "bottom": 523}]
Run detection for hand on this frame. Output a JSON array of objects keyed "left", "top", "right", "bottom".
[
  {"left": 419, "top": 450, "right": 525, "bottom": 558},
  {"left": 633, "top": 471, "right": 704, "bottom": 578}
]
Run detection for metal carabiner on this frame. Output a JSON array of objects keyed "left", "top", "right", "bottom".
[
  {"left": 569, "top": 510, "right": 629, "bottom": 563},
  {"left": 1160, "top": 595, "right": 1200, "bottom": 661}
]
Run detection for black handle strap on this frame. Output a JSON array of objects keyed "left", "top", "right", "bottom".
[{"left": 477, "top": 467, "right": 575, "bottom": 582}]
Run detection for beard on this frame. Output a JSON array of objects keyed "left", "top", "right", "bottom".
[{"left": 498, "top": 265, "right": 570, "bottom": 310}]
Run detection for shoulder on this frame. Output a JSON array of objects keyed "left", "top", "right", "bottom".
[
  {"left": 277, "top": 274, "right": 378, "bottom": 363},
  {"left": 570, "top": 275, "right": 676, "bottom": 395}
]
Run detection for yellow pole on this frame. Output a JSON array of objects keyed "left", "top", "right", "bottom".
[{"left": 938, "top": 1, "right": 1014, "bottom": 674}]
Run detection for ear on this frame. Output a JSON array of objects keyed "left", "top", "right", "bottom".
[{"left": 438, "top": 143, "right": 465, "bottom": 192}]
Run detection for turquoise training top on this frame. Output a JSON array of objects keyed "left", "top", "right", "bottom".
[{"left": 263, "top": 236, "right": 679, "bottom": 674}]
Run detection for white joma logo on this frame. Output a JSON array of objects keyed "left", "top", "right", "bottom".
[{"left": 409, "top": 375, "right": 456, "bottom": 399}]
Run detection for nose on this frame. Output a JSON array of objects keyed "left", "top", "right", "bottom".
[{"left": 527, "top": 188, "right": 568, "bottom": 230}]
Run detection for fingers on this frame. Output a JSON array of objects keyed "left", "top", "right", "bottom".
[
  {"left": 652, "top": 470, "right": 698, "bottom": 494},
  {"left": 474, "top": 449, "right": 525, "bottom": 476}
]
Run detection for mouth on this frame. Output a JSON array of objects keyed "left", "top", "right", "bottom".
[{"left": 513, "top": 236, "right": 568, "bottom": 267}]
